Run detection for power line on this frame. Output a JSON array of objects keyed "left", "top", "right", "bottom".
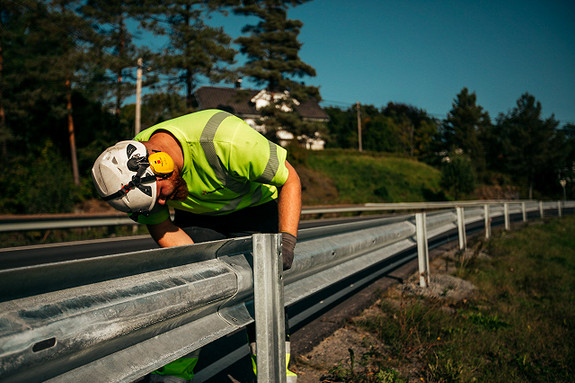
[
  {"left": 320, "top": 98, "right": 575, "bottom": 125},
  {"left": 320, "top": 99, "right": 448, "bottom": 119},
  {"left": 320, "top": 99, "right": 352, "bottom": 107}
]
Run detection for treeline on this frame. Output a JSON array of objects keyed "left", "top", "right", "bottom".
[
  {"left": 0, "top": 1, "right": 573, "bottom": 215},
  {"left": 324, "top": 88, "right": 575, "bottom": 201},
  {"left": 0, "top": 0, "right": 318, "bottom": 214}
]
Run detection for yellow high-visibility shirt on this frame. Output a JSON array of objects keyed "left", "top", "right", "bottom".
[{"left": 132, "top": 109, "right": 289, "bottom": 224}]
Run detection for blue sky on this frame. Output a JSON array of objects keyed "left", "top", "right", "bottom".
[{"left": 200, "top": 0, "right": 575, "bottom": 125}]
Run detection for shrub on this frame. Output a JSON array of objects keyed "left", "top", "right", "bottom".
[
  {"left": 0, "top": 141, "right": 77, "bottom": 214},
  {"left": 440, "top": 150, "right": 476, "bottom": 199}
]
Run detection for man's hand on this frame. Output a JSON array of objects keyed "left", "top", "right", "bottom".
[{"left": 281, "top": 232, "right": 297, "bottom": 270}]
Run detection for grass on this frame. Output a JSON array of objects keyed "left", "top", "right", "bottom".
[
  {"left": 305, "top": 149, "right": 447, "bottom": 204},
  {"left": 325, "top": 216, "right": 575, "bottom": 382}
]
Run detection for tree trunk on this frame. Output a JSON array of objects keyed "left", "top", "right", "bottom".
[
  {"left": 0, "top": 37, "right": 7, "bottom": 156},
  {"left": 66, "top": 79, "right": 80, "bottom": 185},
  {"left": 184, "top": 6, "right": 193, "bottom": 110},
  {"left": 115, "top": 14, "right": 126, "bottom": 116},
  {"left": 185, "top": 68, "right": 193, "bottom": 109}
]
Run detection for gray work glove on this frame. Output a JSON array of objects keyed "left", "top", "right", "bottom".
[{"left": 281, "top": 232, "right": 297, "bottom": 270}]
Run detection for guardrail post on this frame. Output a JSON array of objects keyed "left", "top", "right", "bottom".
[
  {"left": 484, "top": 204, "right": 491, "bottom": 239},
  {"left": 504, "top": 203, "right": 510, "bottom": 230},
  {"left": 415, "top": 212, "right": 430, "bottom": 288},
  {"left": 252, "top": 233, "right": 286, "bottom": 383},
  {"left": 522, "top": 202, "right": 527, "bottom": 222},
  {"left": 456, "top": 206, "right": 466, "bottom": 250},
  {"left": 558, "top": 200, "right": 562, "bottom": 217},
  {"left": 539, "top": 201, "right": 544, "bottom": 218}
]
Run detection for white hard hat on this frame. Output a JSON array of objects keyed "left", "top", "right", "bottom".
[{"left": 91, "top": 140, "right": 157, "bottom": 215}]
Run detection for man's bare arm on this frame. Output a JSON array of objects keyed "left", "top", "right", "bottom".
[
  {"left": 278, "top": 160, "right": 302, "bottom": 236},
  {"left": 277, "top": 160, "right": 301, "bottom": 270},
  {"left": 147, "top": 219, "right": 195, "bottom": 248}
]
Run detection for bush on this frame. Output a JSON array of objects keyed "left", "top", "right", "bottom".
[
  {"left": 0, "top": 141, "right": 77, "bottom": 214},
  {"left": 440, "top": 151, "right": 476, "bottom": 200}
]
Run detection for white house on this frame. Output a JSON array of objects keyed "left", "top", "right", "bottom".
[{"left": 194, "top": 85, "right": 329, "bottom": 150}]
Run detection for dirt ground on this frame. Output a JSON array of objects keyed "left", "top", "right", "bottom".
[{"left": 289, "top": 243, "right": 480, "bottom": 382}]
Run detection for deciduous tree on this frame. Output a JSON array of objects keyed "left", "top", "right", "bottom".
[
  {"left": 440, "top": 150, "right": 476, "bottom": 200},
  {"left": 383, "top": 102, "right": 439, "bottom": 159}
]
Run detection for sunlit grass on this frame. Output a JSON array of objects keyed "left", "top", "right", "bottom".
[
  {"left": 306, "top": 149, "right": 446, "bottom": 203},
  {"left": 328, "top": 216, "right": 575, "bottom": 382}
]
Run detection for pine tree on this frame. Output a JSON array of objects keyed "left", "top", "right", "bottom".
[
  {"left": 143, "top": 0, "right": 237, "bottom": 110},
  {"left": 81, "top": 0, "right": 143, "bottom": 116},
  {"left": 442, "top": 88, "right": 491, "bottom": 176},
  {"left": 234, "top": 0, "right": 320, "bottom": 141},
  {"left": 496, "top": 93, "right": 559, "bottom": 198},
  {"left": 0, "top": 0, "right": 50, "bottom": 149},
  {"left": 0, "top": 0, "right": 26, "bottom": 155},
  {"left": 1, "top": 0, "right": 95, "bottom": 162},
  {"left": 0, "top": 0, "right": 97, "bottom": 208},
  {"left": 559, "top": 123, "right": 575, "bottom": 199},
  {"left": 44, "top": 0, "right": 98, "bottom": 185}
]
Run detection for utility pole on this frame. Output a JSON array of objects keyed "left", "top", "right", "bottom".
[
  {"left": 135, "top": 58, "right": 143, "bottom": 136},
  {"left": 356, "top": 101, "right": 362, "bottom": 152},
  {"left": 560, "top": 179, "right": 567, "bottom": 201}
]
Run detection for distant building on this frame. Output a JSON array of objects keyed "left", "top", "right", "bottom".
[{"left": 194, "top": 85, "right": 329, "bottom": 149}]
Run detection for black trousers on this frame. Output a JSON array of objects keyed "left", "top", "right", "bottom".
[
  {"left": 173, "top": 200, "right": 289, "bottom": 342},
  {"left": 173, "top": 200, "right": 279, "bottom": 242}
]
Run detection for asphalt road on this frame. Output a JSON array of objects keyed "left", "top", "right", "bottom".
[{"left": 0, "top": 215, "right": 398, "bottom": 270}]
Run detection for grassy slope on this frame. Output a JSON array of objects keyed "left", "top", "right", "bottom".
[
  {"left": 297, "top": 149, "right": 447, "bottom": 205},
  {"left": 322, "top": 217, "right": 575, "bottom": 382}
]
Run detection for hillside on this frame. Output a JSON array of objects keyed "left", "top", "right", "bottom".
[{"left": 294, "top": 149, "right": 447, "bottom": 206}]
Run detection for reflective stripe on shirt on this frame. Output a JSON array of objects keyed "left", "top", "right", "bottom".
[{"left": 199, "top": 111, "right": 251, "bottom": 195}]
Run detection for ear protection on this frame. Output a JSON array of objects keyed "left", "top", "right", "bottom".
[{"left": 149, "top": 152, "right": 175, "bottom": 177}]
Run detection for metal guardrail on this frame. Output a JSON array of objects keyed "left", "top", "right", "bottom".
[
  {"left": 0, "top": 213, "right": 136, "bottom": 232},
  {"left": 0, "top": 200, "right": 566, "bottom": 233},
  {"left": 0, "top": 200, "right": 572, "bottom": 382}
]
